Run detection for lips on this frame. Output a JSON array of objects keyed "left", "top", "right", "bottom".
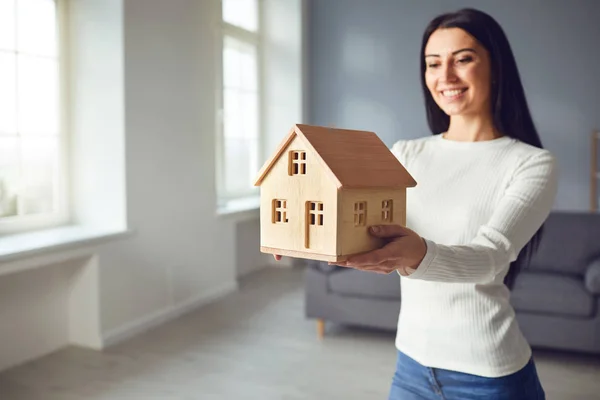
[{"left": 441, "top": 88, "right": 467, "bottom": 99}]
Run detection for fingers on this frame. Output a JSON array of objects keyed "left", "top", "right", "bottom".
[
  {"left": 346, "top": 249, "right": 385, "bottom": 265},
  {"left": 368, "top": 224, "right": 411, "bottom": 238},
  {"left": 360, "top": 261, "right": 398, "bottom": 274},
  {"left": 330, "top": 257, "right": 399, "bottom": 274},
  {"left": 346, "top": 245, "right": 397, "bottom": 266}
]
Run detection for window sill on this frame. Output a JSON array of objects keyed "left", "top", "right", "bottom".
[
  {"left": 0, "top": 225, "right": 134, "bottom": 275},
  {"left": 216, "top": 196, "right": 260, "bottom": 222}
]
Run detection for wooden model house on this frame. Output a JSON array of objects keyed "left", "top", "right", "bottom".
[{"left": 253, "top": 124, "right": 417, "bottom": 262}]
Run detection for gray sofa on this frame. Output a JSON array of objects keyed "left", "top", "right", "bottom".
[{"left": 305, "top": 211, "right": 600, "bottom": 354}]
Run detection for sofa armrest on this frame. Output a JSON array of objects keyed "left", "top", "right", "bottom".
[{"left": 585, "top": 258, "right": 600, "bottom": 295}]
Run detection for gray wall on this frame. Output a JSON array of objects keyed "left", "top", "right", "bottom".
[{"left": 307, "top": 0, "right": 600, "bottom": 211}]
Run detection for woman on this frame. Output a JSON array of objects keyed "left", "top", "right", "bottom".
[{"left": 329, "top": 7, "right": 555, "bottom": 400}]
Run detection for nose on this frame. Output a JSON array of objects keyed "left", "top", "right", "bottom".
[{"left": 441, "top": 63, "right": 458, "bottom": 82}]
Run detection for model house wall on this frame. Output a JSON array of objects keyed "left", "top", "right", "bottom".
[
  {"left": 259, "top": 135, "right": 339, "bottom": 256},
  {"left": 338, "top": 188, "right": 406, "bottom": 255}
]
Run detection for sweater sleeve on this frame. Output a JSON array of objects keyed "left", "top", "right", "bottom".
[
  {"left": 405, "top": 149, "right": 558, "bottom": 283},
  {"left": 390, "top": 140, "right": 411, "bottom": 167}
]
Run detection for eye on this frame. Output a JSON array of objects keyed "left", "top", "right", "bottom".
[
  {"left": 457, "top": 56, "right": 473, "bottom": 64},
  {"left": 427, "top": 62, "right": 441, "bottom": 69}
]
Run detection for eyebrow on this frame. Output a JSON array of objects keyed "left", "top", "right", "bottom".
[{"left": 424, "top": 48, "right": 477, "bottom": 58}]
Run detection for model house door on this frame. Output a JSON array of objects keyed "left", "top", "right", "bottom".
[{"left": 305, "top": 201, "right": 324, "bottom": 250}]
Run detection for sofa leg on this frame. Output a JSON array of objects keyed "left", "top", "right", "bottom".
[{"left": 317, "top": 319, "right": 325, "bottom": 339}]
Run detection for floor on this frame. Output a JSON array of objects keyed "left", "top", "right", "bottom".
[{"left": 0, "top": 266, "right": 599, "bottom": 399}]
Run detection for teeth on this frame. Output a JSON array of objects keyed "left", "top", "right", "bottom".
[{"left": 442, "top": 89, "right": 465, "bottom": 97}]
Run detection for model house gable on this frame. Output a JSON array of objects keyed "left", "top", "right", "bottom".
[
  {"left": 253, "top": 126, "right": 341, "bottom": 189},
  {"left": 258, "top": 139, "right": 336, "bottom": 191}
]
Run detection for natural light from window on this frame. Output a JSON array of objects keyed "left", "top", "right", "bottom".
[
  {"left": 222, "top": 36, "right": 259, "bottom": 197},
  {"left": 222, "top": 0, "right": 258, "bottom": 32},
  {"left": 0, "top": 0, "right": 64, "bottom": 233},
  {"left": 219, "top": 0, "right": 260, "bottom": 203}
]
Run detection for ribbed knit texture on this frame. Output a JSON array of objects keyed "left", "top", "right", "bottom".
[{"left": 390, "top": 133, "right": 558, "bottom": 378}]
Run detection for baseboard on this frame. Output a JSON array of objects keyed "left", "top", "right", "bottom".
[{"left": 101, "top": 280, "right": 238, "bottom": 348}]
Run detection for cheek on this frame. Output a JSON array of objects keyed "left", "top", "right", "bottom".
[
  {"left": 462, "top": 69, "right": 490, "bottom": 97},
  {"left": 424, "top": 74, "right": 438, "bottom": 95}
]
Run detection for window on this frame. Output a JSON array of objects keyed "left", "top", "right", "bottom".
[
  {"left": 272, "top": 199, "right": 288, "bottom": 223},
  {"left": 0, "top": 0, "right": 66, "bottom": 234},
  {"left": 354, "top": 201, "right": 366, "bottom": 226},
  {"left": 307, "top": 201, "right": 323, "bottom": 226},
  {"left": 289, "top": 150, "right": 306, "bottom": 175},
  {"left": 381, "top": 199, "right": 393, "bottom": 222},
  {"left": 217, "top": 0, "right": 261, "bottom": 203}
]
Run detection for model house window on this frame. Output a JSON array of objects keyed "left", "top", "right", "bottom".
[
  {"left": 381, "top": 199, "right": 393, "bottom": 222},
  {"left": 272, "top": 199, "right": 288, "bottom": 223},
  {"left": 0, "top": 0, "right": 68, "bottom": 234},
  {"left": 354, "top": 201, "right": 367, "bottom": 226},
  {"left": 307, "top": 201, "right": 323, "bottom": 226},
  {"left": 217, "top": 0, "right": 261, "bottom": 201},
  {"left": 289, "top": 150, "right": 307, "bottom": 175}
]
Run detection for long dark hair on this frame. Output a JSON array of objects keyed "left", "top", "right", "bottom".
[{"left": 420, "top": 8, "right": 544, "bottom": 289}]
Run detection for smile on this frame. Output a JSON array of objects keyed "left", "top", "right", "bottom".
[{"left": 441, "top": 88, "right": 467, "bottom": 99}]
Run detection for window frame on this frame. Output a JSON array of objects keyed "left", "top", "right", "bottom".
[
  {"left": 354, "top": 201, "right": 367, "bottom": 226},
  {"left": 0, "top": 0, "right": 70, "bottom": 236},
  {"left": 288, "top": 150, "right": 306, "bottom": 175},
  {"left": 307, "top": 201, "right": 323, "bottom": 226},
  {"left": 216, "top": 0, "right": 264, "bottom": 206},
  {"left": 381, "top": 199, "right": 393, "bottom": 222},
  {"left": 272, "top": 198, "right": 288, "bottom": 223}
]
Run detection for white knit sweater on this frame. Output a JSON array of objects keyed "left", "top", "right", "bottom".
[{"left": 390, "top": 133, "right": 558, "bottom": 378}]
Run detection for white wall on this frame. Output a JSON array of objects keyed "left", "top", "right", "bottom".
[
  {"left": 0, "top": 0, "right": 305, "bottom": 372},
  {"left": 102, "top": 0, "right": 239, "bottom": 338},
  {"left": 69, "top": 0, "right": 126, "bottom": 231},
  {"left": 236, "top": 218, "right": 273, "bottom": 277},
  {"left": 0, "top": 0, "right": 236, "bottom": 372},
  {"left": 0, "top": 261, "right": 71, "bottom": 370}
]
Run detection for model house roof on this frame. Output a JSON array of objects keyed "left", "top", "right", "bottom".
[{"left": 253, "top": 124, "right": 417, "bottom": 189}]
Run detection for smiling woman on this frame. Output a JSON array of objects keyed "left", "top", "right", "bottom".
[
  {"left": 379, "top": 8, "right": 555, "bottom": 400},
  {"left": 301, "top": 7, "right": 555, "bottom": 400},
  {"left": 424, "top": 29, "right": 493, "bottom": 120}
]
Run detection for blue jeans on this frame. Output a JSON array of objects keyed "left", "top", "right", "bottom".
[{"left": 389, "top": 351, "right": 545, "bottom": 400}]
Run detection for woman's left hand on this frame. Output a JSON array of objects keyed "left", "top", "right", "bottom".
[{"left": 329, "top": 225, "right": 427, "bottom": 275}]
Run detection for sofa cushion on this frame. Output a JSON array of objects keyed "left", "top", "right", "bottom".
[
  {"left": 328, "top": 269, "right": 400, "bottom": 300},
  {"left": 511, "top": 272, "right": 595, "bottom": 318},
  {"left": 585, "top": 258, "right": 600, "bottom": 295},
  {"left": 529, "top": 212, "right": 600, "bottom": 275}
]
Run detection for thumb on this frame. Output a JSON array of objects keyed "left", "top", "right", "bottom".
[{"left": 369, "top": 224, "right": 411, "bottom": 238}]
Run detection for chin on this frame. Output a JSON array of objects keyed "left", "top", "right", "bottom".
[
  {"left": 445, "top": 108, "right": 467, "bottom": 116},
  {"left": 438, "top": 103, "right": 468, "bottom": 116}
]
